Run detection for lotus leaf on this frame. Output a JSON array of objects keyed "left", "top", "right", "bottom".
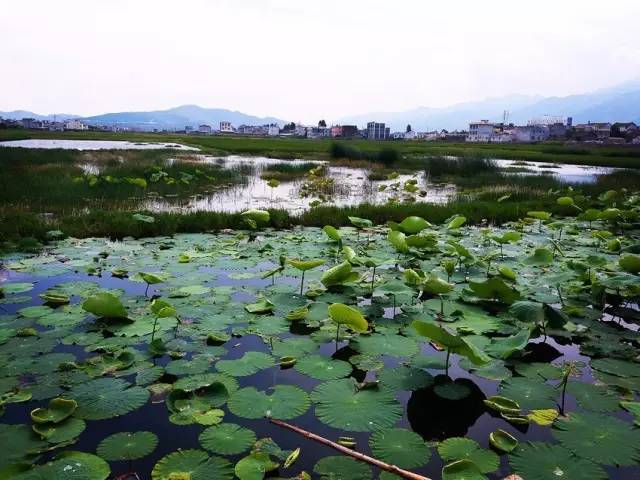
[
  {"left": 527, "top": 408, "right": 559, "bottom": 426},
  {"left": 313, "top": 455, "right": 372, "bottom": 480},
  {"left": 235, "top": 452, "right": 278, "bottom": 480},
  {"left": 97, "top": 431, "right": 158, "bottom": 461},
  {"left": 524, "top": 247, "right": 554, "bottom": 266},
  {"left": 438, "top": 437, "right": 498, "bottom": 473},
  {"left": 468, "top": 277, "right": 521, "bottom": 304},
  {"left": 369, "top": 428, "right": 430, "bottom": 468},
  {"left": 199, "top": 423, "right": 256, "bottom": 455},
  {"left": 152, "top": 449, "right": 233, "bottom": 480},
  {"left": 322, "top": 225, "right": 341, "bottom": 241},
  {"left": 509, "top": 442, "right": 608, "bottom": 480},
  {"left": 619, "top": 253, "right": 640, "bottom": 273},
  {"left": 68, "top": 378, "right": 149, "bottom": 420},
  {"left": 489, "top": 429, "right": 518, "bottom": 453},
  {"left": 447, "top": 214, "right": 467, "bottom": 230},
  {"left": 397, "top": 216, "right": 431, "bottom": 234},
  {"left": 228, "top": 385, "right": 310, "bottom": 420},
  {"left": 442, "top": 459, "right": 486, "bottom": 480},
  {"left": 32, "top": 417, "right": 86, "bottom": 444},
  {"left": 11, "top": 451, "right": 110, "bottom": 480},
  {"left": 348, "top": 216, "right": 373, "bottom": 229},
  {"left": 82, "top": 292, "right": 127, "bottom": 319},
  {"left": 320, "top": 261, "right": 359, "bottom": 287},
  {"left": 30, "top": 397, "right": 77, "bottom": 424},
  {"left": 294, "top": 354, "right": 351, "bottom": 380},
  {"left": 328, "top": 303, "right": 368, "bottom": 333},
  {"left": 216, "top": 351, "right": 275, "bottom": 377}
]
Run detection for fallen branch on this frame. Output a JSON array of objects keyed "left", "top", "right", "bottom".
[{"left": 268, "top": 417, "right": 432, "bottom": 480}]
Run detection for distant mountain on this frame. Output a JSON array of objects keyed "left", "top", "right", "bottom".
[
  {"left": 84, "top": 105, "right": 286, "bottom": 130},
  {"left": 0, "top": 110, "right": 80, "bottom": 121},
  {"left": 338, "top": 80, "right": 640, "bottom": 131}
]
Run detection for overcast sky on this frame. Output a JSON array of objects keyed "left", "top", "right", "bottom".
[{"left": 2, "top": 0, "right": 639, "bottom": 123}]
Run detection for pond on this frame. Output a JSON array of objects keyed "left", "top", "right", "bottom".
[
  {"left": 493, "top": 158, "right": 615, "bottom": 183},
  {"left": 144, "top": 156, "right": 457, "bottom": 214},
  {"left": 0, "top": 139, "right": 199, "bottom": 151},
  {"left": 0, "top": 219, "right": 638, "bottom": 479}
]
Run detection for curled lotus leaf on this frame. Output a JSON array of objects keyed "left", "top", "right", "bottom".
[
  {"left": 322, "top": 225, "right": 341, "bottom": 241},
  {"left": 320, "top": 261, "right": 359, "bottom": 287},
  {"left": 30, "top": 397, "right": 77, "bottom": 424},
  {"left": 81, "top": 292, "right": 127, "bottom": 319},
  {"left": 150, "top": 299, "right": 177, "bottom": 318},
  {"left": 619, "top": 253, "right": 640, "bottom": 274},
  {"left": 348, "top": 216, "right": 373, "bottom": 229},
  {"left": 241, "top": 209, "right": 270, "bottom": 224},
  {"left": 397, "top": 215, "right": 432, "bottom": 234},
  {"left": 287, "top": 258, "right": 325, "bottom": 271},
  {"left": 388, "top": 230, "right": 409, "bottom": 253},
  {"left": 328, "top": 303, "right": 368, "bottom": 333},
  {"left": 489, "top": 429, "right": 518, "bottom": 452}
]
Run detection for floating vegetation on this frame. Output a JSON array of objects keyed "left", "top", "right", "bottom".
[{"left": 0, "top": 189, "right": 639, "bottom": 479}]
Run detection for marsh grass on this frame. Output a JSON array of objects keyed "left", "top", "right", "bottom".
[{"left": 259, "top": 162, "right": 320, "bottom": 181}]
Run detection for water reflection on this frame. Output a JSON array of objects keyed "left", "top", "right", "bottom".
[{"left": 0, "top": 139, "right": 199, "bottom": 151}]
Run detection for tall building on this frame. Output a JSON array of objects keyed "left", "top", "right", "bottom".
[{"left": 367, "top": 122, "right": 389, "bottom": 140}]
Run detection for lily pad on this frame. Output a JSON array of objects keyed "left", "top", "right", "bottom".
[
  {"left": 228, "top": 385, "right": 310, "bottom": 420},
  {"left": 30, "top": 397, "right": 77, "bottom": 424},
  {"left": 509, "top": 442, "right": 608, "bottom": 480},
  {"left": 216, "top": 352, "right": 275, "bottom": 377},
  {"left": 294, "top": 354, "right": 352, "bottom": 380},
  {"left": 68, "top": 378, "right": 149, "bottom": 420},
  {"left": 151, "top": 449, "right": 233, "bottom": 480},
  {"left": 369, "top": 428, "right": 430, "bottom": 468},
  {"left": 199, "top": 423, "right": 256, "bottom": 455},
  {"left": 313, "top": 455, "right": 372, "bottom": 480},
  {"left": 437, "top": 437, "right": 499, "bottom": 473},
  {"left": 97, "top": 431, "right": 158, "bottom": 461}
]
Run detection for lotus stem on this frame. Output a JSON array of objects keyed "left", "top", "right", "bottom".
[
  {"left": 335, "top": 324, "right": 340, "bottom": 352},
  {"left": 144, "top": 283, "right": 150, "bottom": 296},
  {"left": 445, "top": 348, "right": 451, "bottom": 377},
  {"left": 300, "top": 271, "right": 305, "bottom": 296},
  {"left": 556, "top": 285, "right": 564, "bottom": 306},
  {"left": 151, "top": 315, "right": 159, "bottom": 343},
  {"left": 371, "top": 266, "right": 376, "bottom": 292},
  {"left": 268, "top": 418, "right": 432, "bottom": 480}
]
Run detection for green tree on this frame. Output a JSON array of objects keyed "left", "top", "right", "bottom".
[{"left": 318, "top": 120, "right": 327, "bottom": 128}]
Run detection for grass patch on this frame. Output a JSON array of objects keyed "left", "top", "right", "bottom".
[{"left": 259, "top": 162, "right": 320, "bottom": 181}]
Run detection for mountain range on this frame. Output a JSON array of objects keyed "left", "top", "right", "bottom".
[{"left": 2, "top": 80, "right": 639, "bottom": 131}]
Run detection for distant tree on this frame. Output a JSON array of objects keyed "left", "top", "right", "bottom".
[
  {"left": 283, "top": 122, "right": 296, "bottom": 131},
  {"left": 406, "top": 124, "right": 412, "bottom": 132},
  {"left": 318, "top": 120, "right": 327, "bottom": 128}
]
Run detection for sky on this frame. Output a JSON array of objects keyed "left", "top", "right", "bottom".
[{"left": 2, "top": 0, "right": 639, "bottom": 123}]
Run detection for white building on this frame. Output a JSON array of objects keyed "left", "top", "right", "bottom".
[
  {"left": 219, "top": 121, "right": 233, "bottom": 133},
  {"left": 467, "top": 120, "right": 502, "bottom": 142},
  {"left": 267, "top": 124, "right": 280, "bottom": 136},
  {"left": 513, "top": 125, "right": 549, "bottom": 142},
  {"left": 63, "top": 119, "right": 88, "bottom": 131},
  {"left": 198, "top": 124, "right": 212, "bottom": 134},
  {"left": 403, "top": 130, "right": 417, "bottom": 140}
]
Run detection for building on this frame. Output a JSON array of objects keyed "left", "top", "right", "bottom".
[
  {"left": 198, "top": 124, "right": 212, "bottom": 134},
  {"left": 467, "top": 120, "right": 504, "bottom": 142},
  {"left": 403, "top": 130, "right": 417, "bottom": 140},
  {"left": 366, "top": 122, "right": 389, "bottom": 140},
  {"left": 513, "top": 125, "right": 550, "bottom": 142},
  {"left": 330, "top": 125, "right": 343, "bottom": 138},
  {"left": 219, "top": 121, "right": 233, "bottom": 133},
  {"left": 21, "top": 118, "right": 43, "bottom": 129},
  {"left": 267, "top": 124, "right": 280, "bottom": 136},
  {"left": 548, "top": 123, "right": 568, "bottom": 140},
  {"left": 611, "top": 122, "right": 639, "bottom": 141},
  {"left": 63, "top": 119, "right": 88, "bottom": 131},
  {"left": 574, "top": 122, "right": 611, "bottom": 139}
]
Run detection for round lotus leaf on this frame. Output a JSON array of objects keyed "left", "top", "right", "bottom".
[
  {"left": 228, "top": 385, "right": 310, "bottom": 420},
  {"left": 30, "top": 397, "right": 77, "bottom": 424},
  {"left": 165, "top": 355, "right": 214, "bottom": 376},
  {"left": 68, "top": 378, "right": 149, "bottom": 420},
  {"left": 178, "top": 285, "right": 211, "bottom": 296},
  {"left": 566, "top": 382, "right": 619, "bottom": 412},
  {"left": 152, "top": 449, "right": 233, "bottom": 480},
  {"left": 489, "top": 429, "right": 518, "bottom": 453},
  {"left": 397, "top": 216, "right": 431, "bottom": 234},
  {"left": 13, "top": 451, "right": 110, "bottom": 480},
  {"left": 199, "top": 423, "right": 256, "bottom": 455},
  {"left": 294, "top": 354, "right": 351, "bottom": 380},
  {"left": 0, "top": 423, "right": 46, "bottom": 467},
  {"left": 97, "top": 431, "right": 158, "bottom": 461},
  {"left": 311, "top": 378, "right": 402, "bottom": 432},
  {"left": 313, "top": 455, "right": 372, "bottom": 480},
  {"left": 352, "top": 333, "right": 418, "bottom": 358},
  {"left": 590, "top": 358, "right": 640, "bottom": 378},
  {"left": 509, "top": 442, "right": 608, "bottom": 480},
  {"left": 216, "top": 351, "right": 275, "bottom": 377},
  {"left": 1, "top": 282, "right": 34, "bottom": 294},
  {"left": 434, "top": 380, "right": 472, "bottom": 400},
  {"left": 378, "top": 366, "right": 434, "bottom": 392},
  {"left": 438, "top": 437, "right": 499, "bottom": 473},
  {"left": 234, "top": 452, "right": 278, "bottom": 480},
  {"left": 33, "top": 417, "right": 86, "bottom": 444},
  {"left": 552, "top": 412, "right": 640, "bottom": 466},
  {"left": 498, "top": 377, "right": 556, "bottom": 410},
  {"left": 173, "top": 373, "right": 238, "bottom": 394},
  {"left": 18, "top": 305, "right": 52, "bottom": 318},
  {"left": 442, "top": 459, "right": 486, "bottom": 480},
  {"left": 369, "top": 428, "right": 431, "bottom": 468}
]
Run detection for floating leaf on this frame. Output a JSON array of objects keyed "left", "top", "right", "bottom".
[
  {"left": 30, "top": 397, "right": 77, "bottom": 424},
  {"left": 294, "top": 355, "right": 351, "bottom": 380},
  {"left": 438, "top": 437, "right": 498, "bottom": 473},
  {"left": 509, "top": 442, "right": 608, "bottom": 480},
  {"left": 97, "top": 431, "right": 158, "bottom": 461},
  {"left": 68, "top": 378, "right": 149, "bottom": 420},
  {"left": 199, "top": 423, "right": 256, "bottom": 455},
  {"left": 228, "top": 385, "right": 310, "bottom": 420},
  {"left": 217, "top": 352, "right": 275, "bottom": 377},
  {"left": 369, "top": 428, "right": 430, "bottom": 468},
  {"left": 151, "top": 449, "right": 233, "bottom": 480},
  {"left": 313, "top": 456, "right": 372, "bottom": 480},
  {"left": 489, "top": 429, "right": 518, "bottom": 453},
  {"left": 82, "top": 292, "right": 127, "bottom": 319},
  {"left": 12, "top": 451, "right": 110, "bottom": 480}
]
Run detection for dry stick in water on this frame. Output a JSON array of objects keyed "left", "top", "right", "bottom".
[{"left": 268, "top": 417, "right": 432, "bottom": 480}]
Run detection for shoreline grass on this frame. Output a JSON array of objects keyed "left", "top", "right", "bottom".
[{"left": 2, "top": 129, "right": 640, "bottom": 168}]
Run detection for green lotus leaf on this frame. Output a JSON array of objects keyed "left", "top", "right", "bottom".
[
  {"left": 412, "top": 321, "right": 490, "bottom": 365},
  {"left": 566, "top": 382, "right": 619, "bottom": 412},
  {"left": 619, "top": 253, "right": 640, "bottom": 273},
  {"left": 0, "top": 282, "right": 34, "bottom": 294},
  {"left": 178, "top": 285, "right": 210, "bottom": 295},
  {"left": 423, "top": 275, "right": 454, "bottom": 295},
  {"left": 397, "top": 216, "right": 432, "bottom": 234},
  {"left": 498, "top": 265, "right": 517, "bottom": 280},
  {"left": 599, "top": 207, "right": 622, "bottom": 221},
  {"left": 0, "top": 423, "right": 47, "bottom": 468},
  {"left": 578, "top": 208, "right": 600, "bottom": 222},
  {"left": 406, "top": 233, "right": 437, "bottom": 249},
  {"left": 287, "top": 258, "right": 325, "bottom": 271},
  {"left": 228, "top": 385, "right": 310, "bottom": 420},
  {"left": 590, "top": 358, "right": 640, "bottom": 378},
  {"left": 241, "top": 209, "right": 270, "bottom": 224},
  {"left": 244, "top": 298, "right": 274, "bottom": 314},
  {"left": 434, "top": 380, "right": 472, "bottom": 400},
  {"left": 235, "top": 452, "right": 278, "bottom": 480},
  {"left": 468, "top": 277, "right": 521, "bottom": 304},
  {"left": 138, "top": 272, "right": 167, "bottom": 285},
  {"left": 151, "top": 449, "right": 233, "bottom": 480},
  {"left": 510, "top": 301, "right": 543, "bottom": 324},
  {"left": 524, "top": 247, "right": 554, "bottom": 266},
  {"left": 320, "top": 261, "right": 359, "bottom": 287},
  {"left": 322, "top": 225, "right": 341, "bottom": 241},
  {"left": 294, "top": 354, "right": 351, "bottom": 380},
  {"left": 82, "top": 292, "right": 127, "bottom": 319},
  {"left": 30, "top": 397, "right": 77, "bottom": 424},
  {"left": 552, "top": 412, "right": 640, "bottom": 466},
  {"left": 509, "top": 442, "right": 608, "bottom": 480},
  {"left": 485, "top": 329, "right": 530, "bottom": 359},
  {"left": 498, "top": 378, "right": 556, "bottom": 410},
  {"left": 97, "top": 431, "right": 158, "bottom": 461},
  {"left": 378, "top": 366, "right": 434, "bottom": 392},
  {"left": 369, "top": 428, "right": 430, "bottom": 468},
  {"left": 348, "top": 216, "right": 373, "bottom": 229},
  {"left": 313, "top": 455, "right": 372, "bottom": 480},
  {"left": 527, "top": 408, "right": 559, "bottom": 426},
  {"left": 133, "top": 213, "right": 155, "bottom": 223},
  {"left": 32, "top": 417, "right": 86, "bottom": 444},
  {"left": 38, "top": 291, "right": 70, "bottom": 304},
  {"left": 67, "top": 378, "right": 149, "bottom": 420},
  {"left": 446, "top": 214, "right": 467, "bottom": 230},
  {"left": 311, "top": 378, "right": 402, "bottom": 432},
  {"left": 483, "top": 395, "right": 520, "bottom": 415},
  {"left": 442, "top": 459, "right": 486, "bottom": 480},
  {"left": 216, "top": 351, "right": 275, "bottom": 377},
  {"left": 328, "top": 303, "right": 368, "bottom": 333},
  {"left": 557, "top": 196, "right": 575, "bottom": 206},
  {"left": 438, "top": 437, "right": 498, "bottom": 474},
  {"left": 173, "top": 373, "right": 238, "bottom": 394},
  {"left": 489, "top": 429, "right": 518, "bottom": 452},
  {"left": 527, "top": 211, "right": 552, "bottom": 221},
  {"left": 199, "top": 423, "right": 256, "bottom": 455},
  {"left": 620, "top": 401, "right": 640, "bottom": 426},
  {"left": 12, "top": 451, "right": 110, "bottom": 480}
]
